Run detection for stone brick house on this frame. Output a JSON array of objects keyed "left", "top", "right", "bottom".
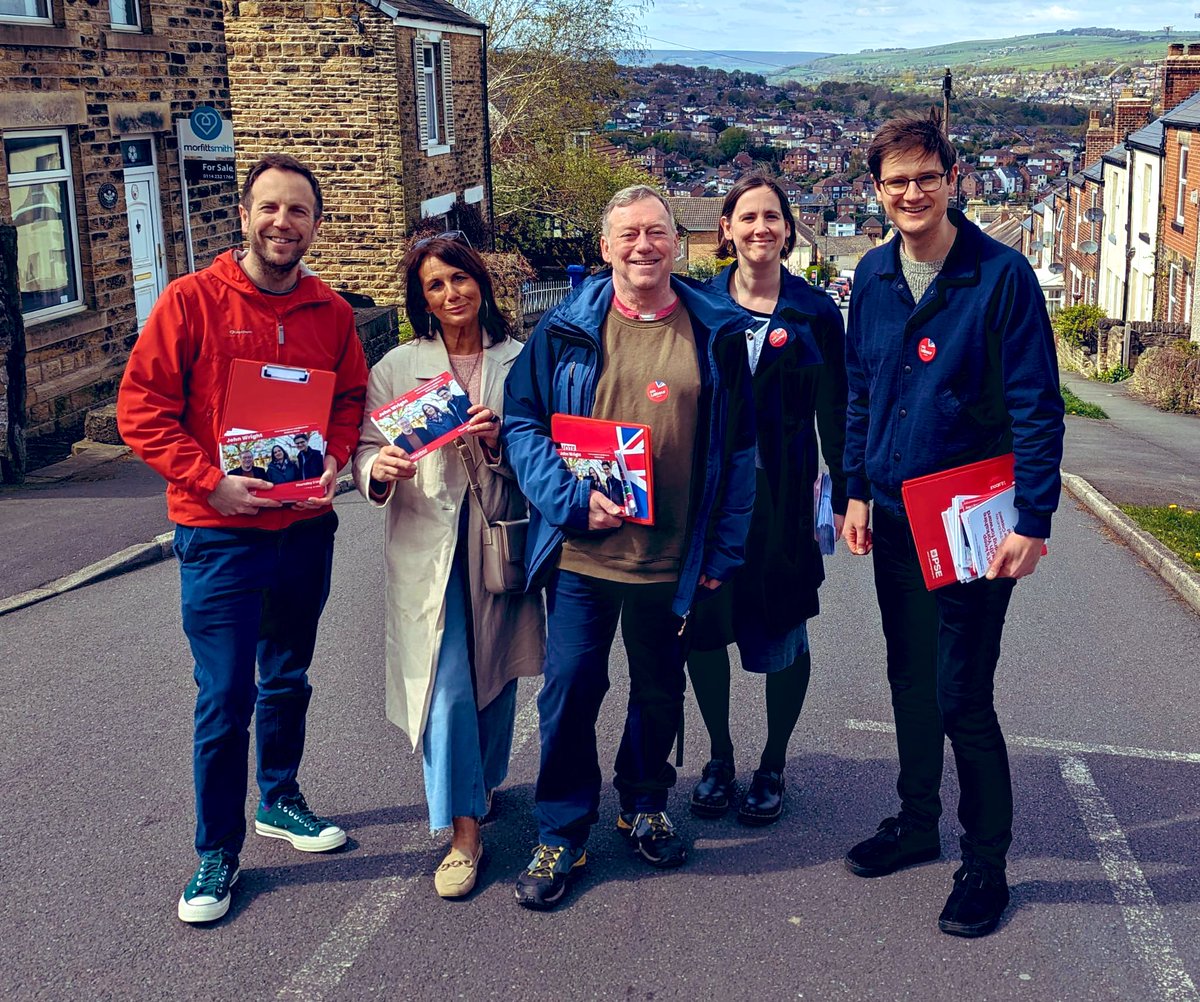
[
  {"left": 224, "top": 0, "right": 492, "bottom": 306},
  {"left": 0, "top": 0, "right": 237, "bottom": 452},
  {"left": 666, "top": 196, "right": 720, "bottom": 272}
]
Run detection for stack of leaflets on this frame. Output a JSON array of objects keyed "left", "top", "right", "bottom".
[
  {"left": 901, "top": 453, "right": 1046, "bottom": 591},
  {"left": 813, "top": 470, "right": 836, "bottom": 556},
  {"left": 941, "top": 484, "right": 1018, "bottom": 583},
  {"left": 550, "top": 414, "right": 654, "bottom": 526},
  {"left": 369, "top": 371, "right": 473, "bottom": 462}
]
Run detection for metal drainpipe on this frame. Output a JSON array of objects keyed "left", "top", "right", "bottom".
[{"left": 481, "top": 26, "right": 496, "bottom": 252}]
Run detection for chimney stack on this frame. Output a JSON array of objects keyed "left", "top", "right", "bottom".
[{"left": 1163, "top": 43, "right": 1200, "bottom": 112}]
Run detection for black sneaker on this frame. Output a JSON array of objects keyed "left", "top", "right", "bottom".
[
  {"left": 514, "top": 843, "right": 586, "bottom": 911},
  {"left": 938, "top": 862, "right": 1010, "bottom": 937},
  {"left": 177, "top": 849, "right": 240, "bottom": 924},
  {"left": 619, "top": 811, "right": 688, "bottom": 869},
  {"left": 844, "top": 815, "right": 940, "bottom": 878},
  {"left": 690, "top": 758, "right": 736, "bottom": 819}
]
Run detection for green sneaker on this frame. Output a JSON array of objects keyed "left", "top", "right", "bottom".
[
  {"left": 177, "top": 849, "right": 239, "bottom": 924},
  {"left": 255, "top": 793, "right": 346, "bottom": 852}
]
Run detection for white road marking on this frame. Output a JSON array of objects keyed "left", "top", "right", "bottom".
[
  {"left": 846, "top": 719, "right": 1200, "bottom": 764},
  {"left": 278, "top": 683, "right": 544, "bottom": 1001},
  {"left": 1060, "top": 756, "right": 1199, "bottom": 1002},
  {"left": 277, "top": 875, "right": 420, "bottom": 1000}
]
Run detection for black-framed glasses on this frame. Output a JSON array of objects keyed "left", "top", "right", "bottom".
[
  {"left": 877, "top": 171, "right": 950, "bottom": 196},
  {"left": 411, "top": 229, "right": 472, "bottom": 250}
]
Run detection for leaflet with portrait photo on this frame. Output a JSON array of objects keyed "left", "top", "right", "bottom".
[
  {"left": 551, "top": 414, "right": 654, "bottom": 525},
  {"left": 556, "top": 446, "right": 639, "bottom": 519},
  {"left": 369, "top": 371, "right": 472, "bottom": 461},
  {"left": 219, "top": 424, "right": 326, "bottom": 503}
]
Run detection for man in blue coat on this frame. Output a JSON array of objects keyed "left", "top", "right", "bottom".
[
  {"left": 503, "top": 185, "right": 756, "bottom": 910},
  {"left": 841, "top": 112, "right": 1064, "bottom": 937}
]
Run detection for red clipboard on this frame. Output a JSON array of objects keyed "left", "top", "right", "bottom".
[
  {"left": 219, "top": 359, "right": 336, "bottom": 503},
  {"left": 901, "top": 454, "right": 1016, "bottom": 590},
  {"left": 551, "top": 414, "right": 654, "bottom": 525}
]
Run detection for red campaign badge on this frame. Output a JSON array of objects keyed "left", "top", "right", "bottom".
[
  {"left": 768, "top": 327, "right": 788, "bottom": 348},
  {"left": 646, "top": 380, "right": 670, "bottom": 403},
  {"left": 917, "top": 337, "right": 937, "bottom": 363}
]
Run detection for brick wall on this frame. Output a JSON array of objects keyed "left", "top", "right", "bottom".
[
  {"left": 226, "top": 0, "right": 490, "bottom": 306},
  {"left": 1158, "top": 128, "right": 1198, "bottom": 321},
  {"left": 0, "top": 0, "right": 238, "bottom": 443}
]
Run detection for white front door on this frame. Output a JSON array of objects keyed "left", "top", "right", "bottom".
[{"left": 122, "top": 138, "right": 167, "bottom": 331}]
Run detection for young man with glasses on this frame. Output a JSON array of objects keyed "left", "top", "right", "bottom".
[{"left": 841, "top": 111, "right": 1064, "bottom": 937}]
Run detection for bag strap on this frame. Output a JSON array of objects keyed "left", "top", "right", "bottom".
[{"left": 454, "top": 437, "right": 492, "bottom": 527}]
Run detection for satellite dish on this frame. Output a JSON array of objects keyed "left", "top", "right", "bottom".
[
  {"left": 1048, "top": 262, "right": 1064, "bottom": 275},
  {"left": 1027, "top": 254, "right": 1040, "bottom": 265},
  {"left": 1029, "top": 238, "right": 1043, "bottom": 250},
  {"left": 1080, "top": 241, "right": 1099, "bottom": 254},
  {"left": 1084, "top": 207, "right": 1104, "bottom": 222}
]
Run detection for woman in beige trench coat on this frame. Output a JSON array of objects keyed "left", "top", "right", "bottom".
[{"left": 353, "top": 235, "right": 544, "bottom": 898}]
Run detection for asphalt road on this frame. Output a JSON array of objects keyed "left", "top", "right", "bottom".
[{"left": 2, "top": 491, "right": 1199, "bottom": 1002}]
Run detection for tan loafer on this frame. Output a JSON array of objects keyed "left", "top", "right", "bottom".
[{"left": 434, "top": 843, "right": 483, "bottom": 898}]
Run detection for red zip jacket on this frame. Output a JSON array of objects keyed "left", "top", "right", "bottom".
[{"left": 117, "top": 249, "right": 369, "bottom": 529}]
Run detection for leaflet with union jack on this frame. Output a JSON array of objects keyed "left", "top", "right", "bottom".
[{"left": 550, "top": 414, "right": 654, "bottom": 525}]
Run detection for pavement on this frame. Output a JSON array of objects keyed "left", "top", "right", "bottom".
[{"left": 1, "top": 369, "right": 1198, "bottom": 616}]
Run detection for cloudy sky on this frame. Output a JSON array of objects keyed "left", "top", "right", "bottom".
[{"left": 642, "top": 0, "right": 1198, "bottom": 59}]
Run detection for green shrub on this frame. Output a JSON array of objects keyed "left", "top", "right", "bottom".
[
  {"left": 687, "top": 257, "right": 723, "bottom": 282},
  {"left": 1051, "top": 304, "right": 1106, "bottom": 349},
  {"left": 1094, "top": 364, "right": 1132, "bottom": 383}
]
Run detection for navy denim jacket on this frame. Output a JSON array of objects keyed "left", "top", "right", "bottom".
[{"left": 844, "top": 209, "right": 1065, "bottom": 539}]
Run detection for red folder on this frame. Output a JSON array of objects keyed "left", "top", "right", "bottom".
[
  {"left": 219, "top": 359, "right": 336, "bottom": 503},
  {"left": 551, "top": 414, "right": 655, "bottom": 525},
  {"left": 901, "top": 454, "right": 1016, "bottom": 590}
]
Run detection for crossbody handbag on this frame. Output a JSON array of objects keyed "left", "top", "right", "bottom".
[{"left": 454, "top": 437, "right": 528, "bottom": 594}]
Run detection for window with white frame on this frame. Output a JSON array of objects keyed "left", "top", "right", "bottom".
[
  {"left": 4, "top": 130, "right": 83, "bottom": 323},
  {"left": 1168, "top": 263, "right": 1180, "bottom": 322},
  {"left": 0, "top": 0, "right": 50, "bottom": 22},
  {"left": 108, "top": 0, "right": 139, "bottom": 29},
  {"left": 1177, "top": 145, "right": 1190, "bottom": 225},
  {"left": 414, "top": 36, "right": 455, "bottom": 154},
  {"left": 1072, "top": 203, "right": 1080, "bottom": 248},
  {"left": 1140, "top": 163, "right": 1152, "bottom": 234},
  {"left": 1187, "top": 272, "right": 1194, "bottom": 325}
]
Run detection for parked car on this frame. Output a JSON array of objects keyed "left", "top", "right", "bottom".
[{"left": 824, "top": 283, "right": 847, "bottom": 302}]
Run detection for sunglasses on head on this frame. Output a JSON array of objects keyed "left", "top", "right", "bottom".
[{"left": 412, "top": 229, "right": 472, "bottom": 250}]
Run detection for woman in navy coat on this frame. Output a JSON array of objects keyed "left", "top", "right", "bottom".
[{"left": 687, "top": 174, "right": 848, "bottom": 826}]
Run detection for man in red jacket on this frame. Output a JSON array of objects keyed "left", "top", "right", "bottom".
[{"left": 117, "top": 153, "right": 368, "bottom": 924}]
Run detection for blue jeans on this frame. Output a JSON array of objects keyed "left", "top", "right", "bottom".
[
  {"left": 535, "top": 570, "right": 686, "bottom": 849},
  {"left": 174, "top": 512, "right": 336, "bottom": 856},
  {"left": 871, "top": 506, "right": 1016, "bottom": 870},
  {"left": 422, "top": 535, "right": 518, "bottom": 831}
]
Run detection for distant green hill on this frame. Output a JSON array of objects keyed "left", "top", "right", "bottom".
[
  {"left": 767, "top": 28, "right": 1200, "bottom": 82},
  {"left": 621, "top": 50, "right": 831, "bottom": 73}
]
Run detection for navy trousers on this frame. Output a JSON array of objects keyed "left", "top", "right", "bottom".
[
  {"left": 871, "top": 506, "right": 1017, "bottom": 870},
  {"left": 174, "top": 512, "right": 336, "bottom": 856},
  {"left": 535, "top": 570, "right": 687, "bottom": 849}
]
